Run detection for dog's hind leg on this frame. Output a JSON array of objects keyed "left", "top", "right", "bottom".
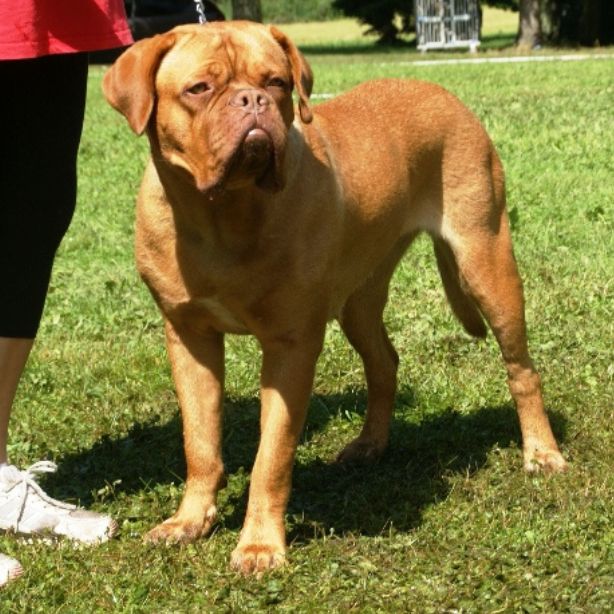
[
  {"left": 434, "top": 238, "right": 487, "bottom": 339},
  {"left": 336, "top": 239, "right": 411, "bottom": 463},
  {"left": 440, "top": 171, "right": 567, "bottom": 472}
]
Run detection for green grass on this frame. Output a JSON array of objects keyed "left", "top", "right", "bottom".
[{"left": 2, "top": 28, "right": 613, "bottom": 614}]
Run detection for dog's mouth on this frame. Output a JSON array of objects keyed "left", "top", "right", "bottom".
[
  {"left": 214, "top": 114, "right": 286, "bottom": 193},
  {"left": 235, "top": 127, "right": 275, "bottom": 180},
  {"left": 163, "top": 113, "right": 286, "bottom": 197}
]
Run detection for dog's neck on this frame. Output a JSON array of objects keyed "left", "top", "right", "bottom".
[
  {"left": 146, "top": 121, "right": 326, "bottom": 257},
  {"left": 148, "top": 155, "right": 290, "bottom": 261}
]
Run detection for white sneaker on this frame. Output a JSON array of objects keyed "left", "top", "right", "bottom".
[
  {"left": 0, "top": 461, "right": 117, "bottom": 544},
  {"left": 0, "top": 553, "right": 23, "bottom": 588}
]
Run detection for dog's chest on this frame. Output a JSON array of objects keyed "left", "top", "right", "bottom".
[
  {"left": 154, "top": 266, "right": 252, "bottom": 334},
  {"left": 138, "top": 240, "right": 253, "bottom": 334},
  {"left": 192, "top": 296, "right": 249, "bottom": 334}
]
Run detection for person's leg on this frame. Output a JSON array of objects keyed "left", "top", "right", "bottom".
[
  {"left": 0, "top": 53, "right": 87, "bottom": 338},
  {"left": 0, "top": 50, "right": 88, "bottom": 467},
  {"left": 0, "top": 54, "right": 116, "bottom": 585},
  {"left": 0, "top": 339, "right": 34, "bottom": 464}
]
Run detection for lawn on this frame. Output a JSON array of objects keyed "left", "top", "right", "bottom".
[{"left": 1, "top": 17, "right": 613, "bottom": 614}]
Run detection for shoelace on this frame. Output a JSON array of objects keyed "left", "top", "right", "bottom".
[{"left": 12, "top": 461, "right": 76, "bottom": 532}]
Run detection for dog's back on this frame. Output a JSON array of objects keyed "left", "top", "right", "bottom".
[{"left": 303, "top": 78, "right": 499, "bottom": 336}]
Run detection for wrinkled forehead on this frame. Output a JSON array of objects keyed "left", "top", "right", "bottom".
[{"left": 157, "top": 25, "right": 290, "bottom": 87}]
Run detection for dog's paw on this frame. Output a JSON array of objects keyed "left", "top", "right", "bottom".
[
  {"left": 336, "top": 437, "right": 386, "bottom": 464},
  {"left": 144, "top": 507, "right": 217, "bottom": 544},
  {"left": 230, "top": 543, "right": 286, "bottom": 575},
  {"left": 523, "top": 448, "right": 568, "bottom": 474},
  {"left": 145, "top": 520, "right": 202, "bottom": 544}
]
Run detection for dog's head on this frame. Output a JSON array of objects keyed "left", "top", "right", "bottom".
[{"left": 103, "top": 21, "right": 313, "bottom": 194}]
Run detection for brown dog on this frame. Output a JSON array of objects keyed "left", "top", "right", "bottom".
[{"left": 103, "top": 21, "right": 567, "bottom": 573}]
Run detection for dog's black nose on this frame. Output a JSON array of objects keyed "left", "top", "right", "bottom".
[{"left": 229, "top": 89, "right": 270, "bottom": 113}]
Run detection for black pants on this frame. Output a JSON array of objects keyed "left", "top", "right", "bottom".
[{"left": 0, "top": 53, "right": 88, "bottom": 338}]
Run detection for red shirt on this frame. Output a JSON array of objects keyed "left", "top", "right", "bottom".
[{"left": 0, "top": 0, "right": 133, "bottom": 60}]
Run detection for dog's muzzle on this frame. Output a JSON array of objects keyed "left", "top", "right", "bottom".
[{"left": 229, "top": 89, "right": 271, "bottom": 115}]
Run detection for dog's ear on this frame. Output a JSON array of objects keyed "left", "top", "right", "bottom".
[
  {"left": 102, "top": 32, "right": 176, "bottom": 135},
  {"left": 269, "top": 26, "right": 313, "bottom": 124}
]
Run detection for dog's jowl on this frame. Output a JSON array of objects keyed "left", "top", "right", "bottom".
[{"left": 103, "top": 21, "right": 567, "bottom": 574}]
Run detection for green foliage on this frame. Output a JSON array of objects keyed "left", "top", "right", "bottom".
[
  {"left": 483, "top": 0, "right": 518, "bottom": 9},
  {"left": 261, "top": 0, "right": 341, "bottom": 23},
  {"left": 216, "top": 0, "right": 341, "bottom": 23},
  {"left": 1, "top": 33, "right": 613, "bottom": 611}
]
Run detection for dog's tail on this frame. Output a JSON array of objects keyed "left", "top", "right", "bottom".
[{"left": 433, "top": 239, "right": 488, "bottom": 339}]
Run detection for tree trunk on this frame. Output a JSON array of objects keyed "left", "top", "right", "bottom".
[
  {"left": 231, "top": 0, "right": 263, "bottom": 22},
  {"left": 517, "top": 0, "right": 542, "bottom": 48}
]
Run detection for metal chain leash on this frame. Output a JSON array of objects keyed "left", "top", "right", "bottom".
[{"left": 193, "top": 0, "right": 207, "bottom": 24}]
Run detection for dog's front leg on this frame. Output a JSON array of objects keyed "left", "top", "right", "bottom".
[
  {"left": 231, "top": 333, "right": 323, "bottom": 574},
  {"left": 146, "top": 320, "right": 226, "bottom": 543}
]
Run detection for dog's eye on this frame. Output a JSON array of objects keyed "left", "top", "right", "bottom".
[
  {"left": 267, "top": 77, "right": 288, "bottom": 90},
  {"left": 185, "top": 82, "right": 210, "bottom": 95}
]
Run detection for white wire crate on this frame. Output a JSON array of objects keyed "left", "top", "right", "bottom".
[{"left": 415, "top": 0, "right": 480, "bottom": 52}]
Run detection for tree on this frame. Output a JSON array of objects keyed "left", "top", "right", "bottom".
[
  {"left": 332, "top": 0, "right": 413, "bottom": 45},
  {"left": 231, "top": 0, "right": 262, "bottom": 22},
  {"left": 542, "top": 0, "right": 614, "bottom": 45},
  {"left": 517, "top": 0, "right": 542, "bottom": 47}
]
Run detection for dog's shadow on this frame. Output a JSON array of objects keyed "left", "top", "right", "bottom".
[{"left": 43, "top": 391, "right": 567, "bottom": 539}]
